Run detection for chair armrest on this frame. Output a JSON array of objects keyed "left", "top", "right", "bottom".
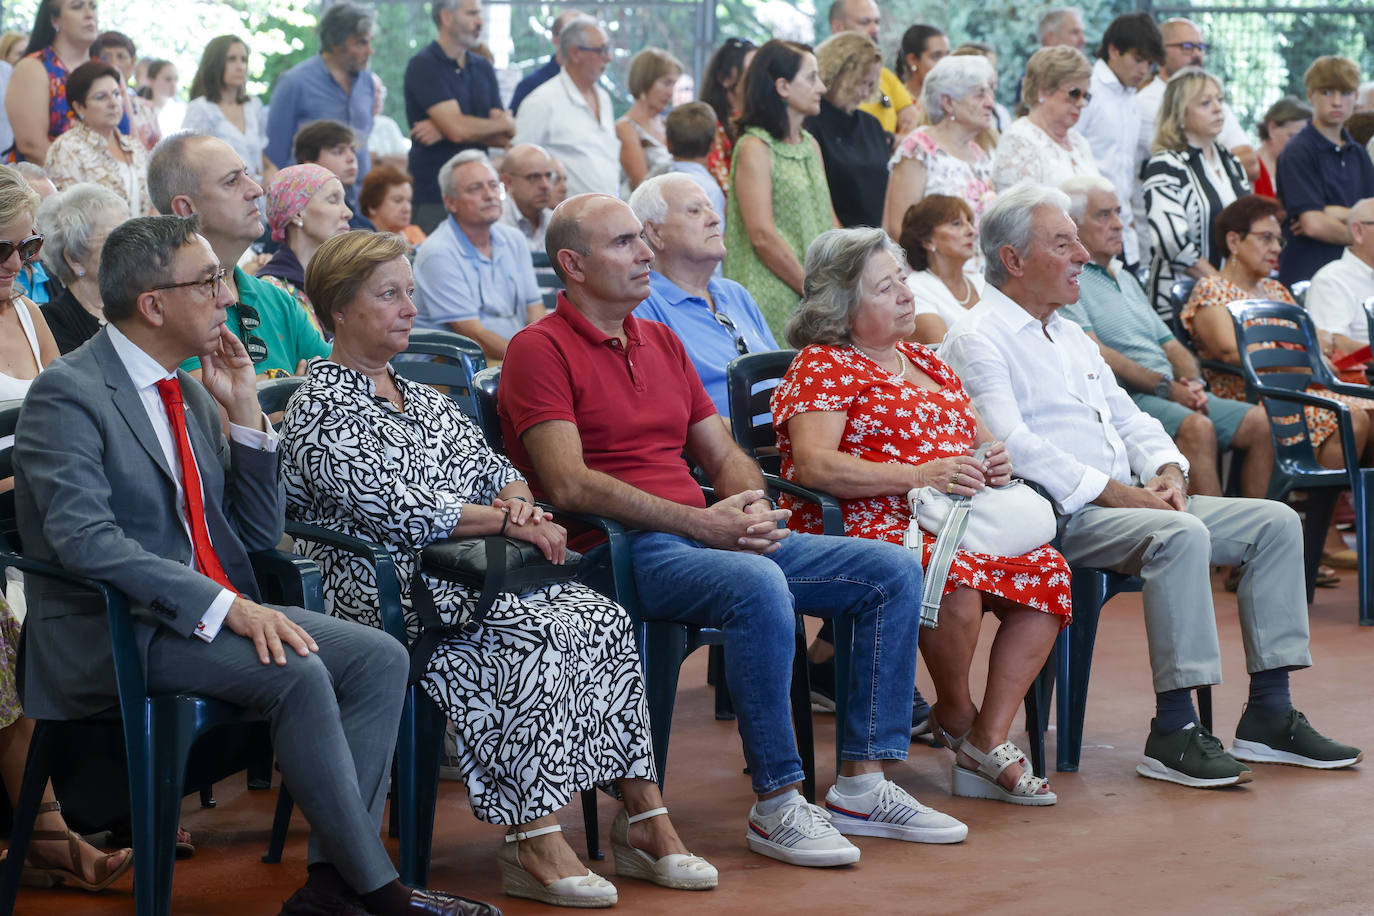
[
  {"left": 1249, "top": 386, "right": 1363, "bottom": 476},
  {"left": 284, "top": 522, "right": 408, "bottom": 646},
  {"left": 1198, "top": 359, "right": 1254, "bottom": 401},
  {"left": 250, "top": 549, "right": 323, "bottom": 612},
  {"left": 763, "top": 474, "right": 845, "bottom": 537},
  {"left": 536, "top": 504, "right": 642, "bottom": 619}
]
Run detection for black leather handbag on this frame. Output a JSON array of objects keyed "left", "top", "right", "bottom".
[{"left": 407, "top": 536, "right": 582, "bottom": 682}]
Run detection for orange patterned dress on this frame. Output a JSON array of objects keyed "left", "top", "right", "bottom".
[{"left": 771, "top": 342, "right": 1072, "bottom": 622}]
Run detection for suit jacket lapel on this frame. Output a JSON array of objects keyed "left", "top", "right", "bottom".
[{"left": 92, "top": 331, "right": 175, "bottom": 484}]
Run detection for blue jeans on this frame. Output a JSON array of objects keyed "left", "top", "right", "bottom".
[{"left": 582, "top": 531, "right": 921, "bottom": 795}]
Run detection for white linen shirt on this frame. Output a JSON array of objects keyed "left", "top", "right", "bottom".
[
  {"left": 1306, "top": 247, "right": 1374, "bottom": 345},
  {"left": 1077, "top": 59, "right": 1143, "bottom": 265},
  {"left": 512, "top": 70, "right": 621, "bottom": 197},
  {"left": 939, "top": 284, "right": 1187, "bottom": 515},
  {"left": 107, "top": 324, "right": 277, "bottom": 641}
]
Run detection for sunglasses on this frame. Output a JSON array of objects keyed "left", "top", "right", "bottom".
[
  {"left": 0, "top": 234, "right": 44, "bottom": 264},
  {"left": 712, "top": 310, "right": 749, "bottom": 356},
  {"left": 1064, "top": 87, "right": 1093, "bottom": 104},
  {"left": 237, "top": 302, "right": 269, "bottom": 365}
]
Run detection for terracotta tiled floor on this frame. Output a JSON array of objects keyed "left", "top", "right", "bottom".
[{"left": 9, "top": 570, "right": 1373, "bottom": 915}]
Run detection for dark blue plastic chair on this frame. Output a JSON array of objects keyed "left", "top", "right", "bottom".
[
  {"left": 394, "top": 330, "right": 486, "bottom": 419},
  {"left": 0, "top": 402, "right": 322, "bottom": 916},
  {"left": 1169, "top": 278, "right": 1250, "bottom": 398},
  {"left": 1227, "top": 300, "right": 1374, "bottom": 625}
]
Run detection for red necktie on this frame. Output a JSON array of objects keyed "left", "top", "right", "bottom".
[{"left": 154, "top": 378, "right": 237, "bottom": 593}]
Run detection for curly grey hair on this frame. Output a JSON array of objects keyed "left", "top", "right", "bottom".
[
  {"left": 981, "top": 183, "right": 1072, "bottom": 287},
  {"left": 785, "top": 226, "right": 908, "bottom": 348},
  {"left": 36, "top": 183, "right": 130, "bottom": 286},
  {"left": 921, "top": 54, "right": 993, "bottom": 125}
]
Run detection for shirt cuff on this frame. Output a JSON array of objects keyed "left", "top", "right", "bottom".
[
  {"left": 1152, "top": 452, "right": 1191, "bottom": 478},
  {"left": 1061, "top": 465, "right": 1112, "bottom": 515},
  {"left": 229, "top": 415, "right": 278, "bottom": 452},
  {"left": 194, "top": 588, "right": 236, "bottom": 642}
]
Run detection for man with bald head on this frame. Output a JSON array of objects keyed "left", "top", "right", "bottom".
[
  {"left": 498, "top": 143, "right": 558, "bottom": 252},
  {"left": 829, "top": 0, "right": 918, "bottom": 136},
  {"left": 498, "top": 192, "right": 966, "bottom": 868},
  {"left": 1306, "top": 197, "right": 1374, "bottom": 352}
]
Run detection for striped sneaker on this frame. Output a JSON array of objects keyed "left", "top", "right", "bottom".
[
  {"left": 824, "top": 779, "right": 968, "bottom": 844},
  {"left": 746, "top": 797, "right": 860, "bottom": 867}
]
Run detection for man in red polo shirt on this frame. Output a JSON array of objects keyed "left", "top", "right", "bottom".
[{"left": 498, "top": 193, "right": 966, "bottom": 869}]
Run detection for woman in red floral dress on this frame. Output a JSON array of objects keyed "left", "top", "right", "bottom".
[{"left": 772, "top": 227, "right": 1069, "bottom": 805}]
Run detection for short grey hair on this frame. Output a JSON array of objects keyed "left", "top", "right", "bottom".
[
  {"left": 148, "top": 131, "right": 208, "bottom": 214},
  {"left": 557, "top": 15, "right": 601, "bottom": 58},
  {"left": 981, "top": 184, "right": 1072, "bottom": 287},
  {"left": 627, "top": 173, "right": 696, "bottom": 231},
  {"left": 1038, "top": 6, "right": 1083, "bottom": 43},
  {"left": 1060, "top": 174, "right": 1117, "bottom": 223},
  {"left": 99, "top": 215, "right": 202, "bottom": 323},
  {"left": 36, "top": 184, "right": 130, "bottom": 285},
  {"left": 785, "top": 226, "right": 907, "bottom": 348},
  {"left": 438, "top": 149, "right": 492, "bottom": 200},
  {"left": 319, "top": 2, "right": 377, "bottom": 51},
  {"left": 430, "top": 0, "right": 469, "bottom": 29},
  {"left": 921, "top": 55, "right": 993, "bottom": 125}
]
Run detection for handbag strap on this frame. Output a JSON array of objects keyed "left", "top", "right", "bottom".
[
  {"left": 408, "top": 535, "right": 507, "bottom": 684},
  {"left": 914, "top": 443, "right": 991, "bottom": 628}
]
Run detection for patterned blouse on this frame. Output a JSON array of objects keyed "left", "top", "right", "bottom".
[
  {"left": 44, "top": 121, "right": 154, "bottom": 216},
  {"left": 891, "top": 128, "right": 997, "bottom": 268},
  {"left": 281, "top": 359, "right": 524, "bottom": 639}
]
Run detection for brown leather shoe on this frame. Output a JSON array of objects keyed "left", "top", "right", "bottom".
[{"left": 398, "top": 888, "right": 502, "bottom": 916}]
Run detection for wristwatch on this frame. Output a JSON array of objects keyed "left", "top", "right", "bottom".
[{"left": 1153, "top": 376, "right": 1173, "bottom": 399}]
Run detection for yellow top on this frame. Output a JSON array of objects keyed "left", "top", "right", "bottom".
[{"left": 858, "top": 67, "right": 913, "bottom": 133}]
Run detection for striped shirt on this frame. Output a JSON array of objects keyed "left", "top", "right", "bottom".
[{"left": 1059, "top": 262, "right": 1174, "bottom": 378}]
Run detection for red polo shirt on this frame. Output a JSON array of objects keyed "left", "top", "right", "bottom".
[{"left": 499, "top": 293, "right": 717, "bottom": 542}]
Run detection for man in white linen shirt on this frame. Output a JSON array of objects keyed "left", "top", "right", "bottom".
[
  {"left": 511, "top": 16, "right": 622, "bottom": 197},
  {"left": 1306, "top": 197, "right": 1374, "bottom": 351},
  {"left": 941, "top": 184, "right": 1361, "bottom": 789},
  {"left": 1131, "top": 18, "right": 1256, "bottom": 265},
  {"left": 1076, "top": 12, "right": 1164, "bottom": 268}
]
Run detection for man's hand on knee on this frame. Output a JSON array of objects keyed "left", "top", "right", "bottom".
[
  {"left": 693, "top": 489, "right": 791, "bottom": 555},
  {"left": 225, "top": 597, "right": 320, "bottom": 666},
  {"left": 1093, "top": 478, "right": 1177, "bottom": 511}
]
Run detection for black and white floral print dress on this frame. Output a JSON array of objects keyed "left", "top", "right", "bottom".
[{"left": 280, "top": 360, "right": 655, "bottom": 825}]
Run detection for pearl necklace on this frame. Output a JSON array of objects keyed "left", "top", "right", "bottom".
[
  {"left": 951, "top": 274, "right": 974, "bottom": 306},
  {"left": 890, "top": 350, "right": 909, "bottom": 380}
]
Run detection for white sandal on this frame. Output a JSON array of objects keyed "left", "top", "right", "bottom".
[
  {"left": 611, "top": 806, "right": 718, "bottom": 890},
  {"left": 497, "top": 823, "right": 618, "bottom": 908},
  {"left": 952, "top": 741, "right": 1057, "bottom": 806}
]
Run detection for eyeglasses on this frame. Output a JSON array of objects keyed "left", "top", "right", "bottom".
[
  {"left": 236, "top": 301, "right": 269, "bottom": 364},
  {"left": 518, "top": 170, "right": 556, "bottom": 183},
  {"left": 1245, "top": 231, "right": 1286, "bottom": 249},
  {"left": 1064, "top": 87, "right": 1092, "bottom": 103},
  {"left": 0, "top": 234, "right": 44, "bottom": 263},
  {"left": 576, "top": 44, "right": 612, "bottom": 58},
  {"left": 151, "top": 267, "right": 227, "bottom": 300},
  {"left": 1165, "top": 41, "right": 1209, "bottom": 52},
  {"left": 712, "top": 310, "right": 749, "bottom": 356}
]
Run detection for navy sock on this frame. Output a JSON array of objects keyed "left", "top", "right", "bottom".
[
  {"left": 1155, "top": 687, "right": 1198, "bottom": 734},
  {"left": 1247, "top": 668, "right": 1291, "bottom": 712}
]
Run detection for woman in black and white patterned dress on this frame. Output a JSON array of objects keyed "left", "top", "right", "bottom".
[{"left": 280, "top": 231, "right": 717, "bottom": 909}]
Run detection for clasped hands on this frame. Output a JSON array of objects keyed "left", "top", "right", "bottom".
[
  {"left": 493, "top": 496, "right": 568, "bottom": 565},
  {"left": 694, "top": 489, "right": 791, "bottom": 556},
  {"left": 914, "top": 442, "right": 1012, "bottom": 498}
]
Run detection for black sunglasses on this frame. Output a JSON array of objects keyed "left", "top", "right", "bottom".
[
  {"left": 236, "top": 302, "right": 269, "bottom": 365},
  {"left": 0, "top": 234, "right": 44, "bottom": 263},
  {"left": 713, "top": 310, "right": 749, "bottom": 356},
  {"left": 1065, "top": 87, "right": 1093, "bottom": 104}
]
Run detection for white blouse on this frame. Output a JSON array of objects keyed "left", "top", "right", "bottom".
[
  {"left": 992, "top": 117, "right": 1101, "bottom": 192},
  {"left": 907, "top": 269, "right": 987, "bottom": 333},
  {"left": 182, "top": 96, "right": 268, "bottom": 179}
]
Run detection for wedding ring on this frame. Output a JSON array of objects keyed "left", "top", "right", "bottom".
[{"left": 946, "top": 480, "right": 956, "bottom": 494}]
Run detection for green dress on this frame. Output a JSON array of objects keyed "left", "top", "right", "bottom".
[{"left": 724, "top": 127, "right": 834, "bottom": 339}]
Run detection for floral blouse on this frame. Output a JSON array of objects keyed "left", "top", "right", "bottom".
[
  {"left": 281, "top": 359, "right": 524, "bottom": 639},
  {"left": 991, "top": 117, "right": 1100, "bottom": 192},
  {"left": 891, "top": 128, "right": 996, "bottom": 268},
  {"left": 44, "top": 121, "right": 154, "bottom": 216}
]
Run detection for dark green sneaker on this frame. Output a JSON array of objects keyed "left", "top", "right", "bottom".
[
  {"left": 1231, "top": 706, "right": 1364, "bottom": 769},
  {"left": 1137, "top": 719, "right": 1253, "bottom": 788}
]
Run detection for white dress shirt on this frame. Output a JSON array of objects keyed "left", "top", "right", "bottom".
[
  {"left": 498, "top": 194, "right": 552, "bottom": 253},
  {"left": 512, "top": 70, "right": 622, "bottom": 197},
  {"left": 107, "top": 325, "right": 277, "bottom": 641},
  {"left": 1077, "top": 59, "right": 1143, "bottom": 265},
  {"left": 939, "top": 284, "right": 1188, "bottom": 515},
  {"left": 1306, "top": 247, "right": 1374, "bottom": 345}
]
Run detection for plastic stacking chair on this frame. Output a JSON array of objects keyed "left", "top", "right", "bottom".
[
  {"left": 1290, "top": 279, "right": 1311, "bottom": 308},
  {"left": 0, "top": 402, "right": 323, "bottom": 916},
  {"left": 1169, "top": 278, "right": 1250, "bottom": 397},
  {"left": 1227, "top": 299, "right": 1374, "bottom": 625},
  {"left": 256, "top": 375, "right": 305, "bottom": 432},
  {"left": 395, "top": 330, "right": 486, "bottom": 418},
  {"left": 471, "top": 369, "right": 819, "bottom": 801}
]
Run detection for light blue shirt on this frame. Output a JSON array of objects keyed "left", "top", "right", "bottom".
[
  {"left": 637, "top": 270, "right": 778, "bottom": 417},
  {"left": 264, "top": 55, "right": 374, "bottom": 183},
  {"left": 413, "top": 216, "right": 542, "bottom": 342}
]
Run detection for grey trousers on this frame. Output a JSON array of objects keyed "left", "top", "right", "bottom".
[
  {"left": 147, "top": 606, "right": 408, "bottom": 894},
  {"left": 1058, "top": 494, "right": 1312, "bottom": 694}
]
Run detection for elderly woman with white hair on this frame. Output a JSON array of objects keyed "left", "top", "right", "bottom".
[
  {"left": 882, "top": 55, "right": 998, "bottom": 256},
  {"left": 771, "top": 225, "right": 1069, "bottom": 806},
  {"left": 992, "top": 46, "right": 1100, "bottom": 191},
  {"left": 34, "top": 182, "right": 128, "bottom": 353}
]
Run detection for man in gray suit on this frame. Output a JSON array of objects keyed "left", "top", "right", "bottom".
[{"left": 13, "top": 216, "right": 496, "bottom": 916}]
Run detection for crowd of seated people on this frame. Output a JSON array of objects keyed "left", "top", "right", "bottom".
[{"left": 1, "top": 1, "right": 1372, "bottom": 912}]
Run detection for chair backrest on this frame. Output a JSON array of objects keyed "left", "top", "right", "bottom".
[
  {"left": 1362, "top": 296, "right": 1374, "bottom": 349},
  {"left": 0, "top": 399, "right": 21, "bottom": 550},
  {"left": 406, "top": 329, "right": 486, "bottom": 371},
  {"left": 725, "top": 349, "right": 799, "bottom": 475},
  {"left": 1290, "top": 279, "right": 1311, "bottom": 307},
  {"left": 255, "top": 376, "right": 305, "bottom": 430},
  {"left": 472, "top": 365, "right": 503, "bottom": 453},
  {"left": 395, "top": 333, "right": 484, "bottom": 418},
  {"left": 1169, "top": 277, "right": 1198, "bottom": 342}
]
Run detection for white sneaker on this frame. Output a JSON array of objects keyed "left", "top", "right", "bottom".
[
  {"left": 824, "top": 779, "right": 968, "bottom": 844},
  {"left": 747, "top": 797, "right": 860, "bottom": 867}
]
